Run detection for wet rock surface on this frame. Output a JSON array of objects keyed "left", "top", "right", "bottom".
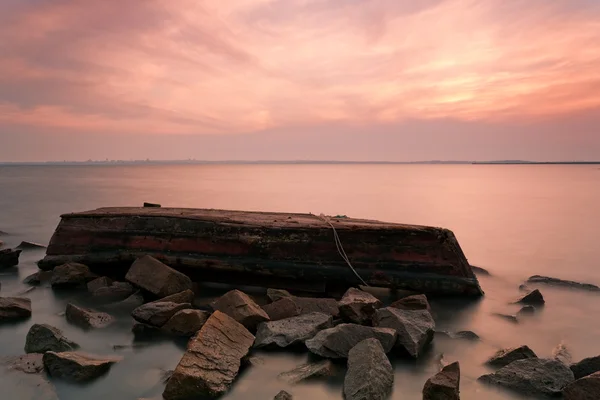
[
  {"left": 278, "top": 360, "right": 334, "bottom": 384},
  {"left": 262, "top": 297, "right": 301, "bottom": 321},
  {"left": 305, "top": 323, "right": 397, "bottom": 358},
  {"left": 338, "top": 287, "right": 382, "bottom": 324},
  {"left": 126, "top": 255, "right": 193, "bottom": 298},
  {"left": 211, "top": 289, "right": 270, "bottom": 330},
  {"left": 50, "top": 263, "right": 94, "bottom": 288},
  {"left": 486, "top": 345, "right": 538, "bottom": 368},
  {"left": 344, "top": 338, "right": 393, "bottom": 400},
  {"left": 0, "top": 248, "right": 21, "bottom": 268},
  {"left": 526, "top": 275, "right": 600, "bottom": 292},
  {"left": 390, "top": 294, "right": 431, "bottom": 311},
  {"left": 43, "top": 351, "right": 122, "bottom": 383},
  {"left": 25, "top": 323, "right": 79, "bottom": 353},
  {"left": 65, "top": 303, "right": 114, "bottom": 329},
  {"left": 162, "top": 309, "right": 210, "bottom": 336},
  {"left": 516, "top": 289, "right": 545, "bottom": 305},
  {"left": 478, "top": 358, "right": 574, "bottom": 397},
  {"left": 254, "top": 312, "right": 333, "bottom": 348},
  {"left": 162, "top": 310, "right": 255, "bottom": 399},
  {"left": 423, "top": 361, "right": 460, "bottom": 400},
  {"left": 373, "top": 307, "right": 435, "bottom": 358},
  {"left": 571, "top": 355, "right": 600, "bottom": 379},
  {"left": 132, "top": 301, "right": 191, "bottom": 327},
  {"left": 563, "top": 371, "right": 600, "bottom": 400}
]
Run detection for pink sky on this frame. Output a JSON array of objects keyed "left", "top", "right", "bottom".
[{"left": 1, "top": 0, "right": 600, "bottom": 161}]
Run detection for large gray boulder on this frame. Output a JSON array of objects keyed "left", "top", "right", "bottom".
[
  {"left": 126, "top": 255, "right": 193, "bottom": 298},
  {"left": 485, "top": 345, "right": 537, "bottom": 368},
  {"left": 571, "top": 355, "right": 600, "bottom": 379},
  {"left": 0, "top": 297, "right": 32, "bottom": 322},
  {"left": 50, "top": 263, "right": 94, "bottom": 288},
  {"left": 478, "top": 358, "right": 574, "bottom": 397},
  {"left": 254, "top": 312, "right": 333, "bottom": 348},
  {"left": 211, "top": 289, "right": 269, "bottom": 331},
  {"left": 305, "top": 323, "right": 397, "bottom": 358},
  {"left": 423, "top": 361, "right": 460, "bottom": 400},
  {"left": 43, "top": 351, "right": 121, "bottom": 383},
  {"left": 563, "top": 371, "right": 600, "bottom": 400},
  {"left": 338, "top": 288, "right": 382, "bottom": 324},
  {"left": 25, "top": 324, "right": 79, "bottom": 353},
  {"left": 262, "top": 297, "right": 301, "bottom": 321},
  {"left": 373, "top": 307, "right": 435, "bottom": 358},
  {"left": 132, "top": 302, "right": 191, "bottom": 327},
  {"left": 278, "top": 360, "right": 333, "bottom": 384},
  {"left": 390, "top": 294, "right": 431, "bottom": 311},
  {"left": 162, "top": 311, "right": 255, "bottom": 399},
  {"left": 1, "top": 354, "right": 59, "bottom": 400},
  {"left": 162, "top": 309, "right": 210, "bottom": 337},
  {"left": 344, "top": 338, "right": 393, "bottom": 400},
  {"left": 65, "top": 303, "right": 113, "bottom": 329}
]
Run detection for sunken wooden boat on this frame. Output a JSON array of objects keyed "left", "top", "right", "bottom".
[{"left": 38, "top": 207, "right": 483, "bottom": 296}]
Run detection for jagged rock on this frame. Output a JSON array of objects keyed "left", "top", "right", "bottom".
[
  {"left": 373, "top": 307, "right": 435, "bottom": 358},
  {"left": 1, "top": 354, "right": 59, "bottom": 400},
  {"left": 92, "top": 281, "right": 135, "bottom": 302},
  {"left": 132, "top": 302, "right": 191, "bottom": 327},
  {"left": 279, "top": 360, "right": 334, "bottom": 384},
  {"left": 162, "top": 311, "right": 255, "bottom": 399},
  {"left": 486, "top": 345, "right": 537, "bottom": 368},
  {"left": 25, "top": 324, "right": 79, "bottom": 353},
  {"left": 470, "top": 265, "right": 491, "bottom": 275},
  {"left": 305, "top": 323, "right": 397, "bottom": 358},
  {"left": 150, "top": 289, "right": 195, "bottom": 305},
  {"left": 527, "top": 275, "right": 600, "bottom": 292},
  {"left": 254, "top": 312, "right": 333, "bottom": 348},
  {"left": 262, "top": 297, "right": 301, "bottom": 321},
  {"left": 274, "top": 390, "right": 292, "bottom": 400},
  {"left": 87, "top": 276, "right": 112, "bottom": 292},
  {"left": 423, "top": 361, "right": 460, "bottom": 400},
  {"left": 0, "top": 248, "right": 21, "bottom": 268},
  {"left": 516, "top": 289, "right": 545, "bottom": 305},
  {"left": 553, "top": 342, "right": 573, "bottom": 365},
  {"left": 344, "top": 338, "right": 393, "bottom": 400},
  {"left": 478, "top": 358, "right": 574, "bottom": 397},
  {"left": 267, "top": 288, "right": 292, "bottom": 302},
  {"left": 162, "top": 309, "right": 210, "bottom": 336},
  {"left": 390, "top": 294, "right": 431, "bottom": 311},
  {"left": 338, "top": 288, "right": 382, "bottom": 324},
  {"left": 437, "top": 330, "right": 480, "bottom": 341},
  {"left": 23, "top": 270, "right": 53, "bottom": 286},
  {"left": 211, "top": 289, "right": 269, "bottom": 330},
  {"left": 516, "top": 305, "right": 536, "bottom": 318},
  {"left": 0, "top": 296, "right": 32, "bottom": 322},
  {"left": 126, "top": 255, "right": 193, "bottom": 298},
  {"left": 43, "top": 351, "right": 121, "bottom": 383},
  {"left": 65, "top": 303, "right": 114, "bottom": 329},
  {"left": 292, "top": 296, "right": 340, "bottom": 317},
  {"left": 563, "top": 371, "right": 600, "bottom": 399},
  {"left": 16, "top": 241, "right": 47, "bottom": 250},
  {"left": 571, "top": 356, "right": 600, "bottom": 379},
  {"left": 50, "top": 263, "right": 94, "bottom": 288}
]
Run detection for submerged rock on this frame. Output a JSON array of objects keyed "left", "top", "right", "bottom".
[
  {"left": 492, "top": 313, "right": 518, "bottom": 323},
  {"left": 338, "top": 288, "right": 382, "bottom": 324},
  {"left": 0, "top": 296, "right": 32, "bottom": 322},
  {"left": 485, "top": 345, "right": 537, "bottom": 368},
  {"left": 162, "top": 311, "right": 255, "bottom": 399},
  {"left": 563, "top": 371, "right": 600, "bottom": 400},
  {"left": 16, "top": 241, "right": 47, "bottom": 250},
  {"left": 162, "top": 309, "right": 210, "bottom": 336},
  {"left": 344, "top": 338, "right": 393, "bottom": 400},
  {"left": 553, "top": 342, "right": 573, "bottom": 366},
  {"left": 50, "top": 263, "right": 94, "bottom": 288},
  {"left": 104, "top": 291, "right": 145, "bottom": 313},
  {"left": 23, "top": 271, "right": 53, "bottom": 286},
  {"left": 126, "top": 255, "right": 193, "bottom": 298},
  {"left": 470, "top": 265, "right": 491, "bottom": 275},
  {"left": 211, "top": 289, "right": 269, "bottom": 331},
  {"left": 526, "top": 275, "right": 600, "bottom": 292},
  {"left": 254, "top": 312, "right": 333, "bottom": 348},
  {"left": 516, "top": 289, "right": 545, "bottom": 305},
  {"left": 43, "top": 351, "right": 121, "bottom": 383},
  {"left": 267, "top": 288, "right": 292, "bottom": 302},
  {"left": 87, "top": 276, "right": 113, "bottom": 293},
  {"left": 262, "top": 297, "right": 301, "bottom": 321},
  {"left": 0, "top": 248, "right": 21, "bottom": 269},
  {"left": 65, "top": 303, "right": 114, "bottom": 329},
  {"left": 1, "top": 354, "right": 59, "bottom": 400},
  {"left": 373, "top": 307, "right": 435, "bottom": 358},
  {"left": 25, "top": 324, "right": 79, "bottom": 353},
  {"left": 132, "top": 302, "right": 191, "bottom": 327},
  {"left": 571, "top": 355, "right": 600, "bottom": 379},
  {"left": 305, "top": 323, "right": 397, "bottom": 358},
  {"left": 274, "top": 390, "right": 292, "bottom": 400},
  {"left": 278, "top": 360, "right": 334, "bottom": 384},
  {"left": 516, "top": 305, "right": 536, "bottom": 318},
  {"left": 92, "top": 281, "right": 135, "bottom": 302},
  {"left": 437, "top": 330, "right": 480, "bottom": 341},
  {"left": 390, "top": 294, "right": 431, "bottom": 311},
  {"left": 478, "top": 358, "right": 574, "bottom": 397},
  {"left": 423, "top": 361, "right": 460, "bottom": 400}
]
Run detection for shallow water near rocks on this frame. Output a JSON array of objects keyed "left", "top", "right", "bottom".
[{"left": 1, "top": 164, "right": 600, "bottom": 399}]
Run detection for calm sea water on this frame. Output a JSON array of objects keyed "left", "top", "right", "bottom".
[{"left": 1, "top": 164, "right": 600, "bottom": 399}]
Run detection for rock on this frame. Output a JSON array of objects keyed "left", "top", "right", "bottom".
[
  {"left": 162, "top": 311, "right": 255, "bottom": 399},
  {"left": 132, "top": 302, "right": 191, "bottom": 327},
  {"left": 132, "top": 323, "right": 162, "bottom": 339},
  {"left": 373, "top": 307, "right": 435, "bottom": 358},
  {"left": 571, "top": 356, "right": 600, "bottom": 379},
  {"left": 493, "top": 313, "right": 518, "bottom": 323},
  {"left": 516, "top": 289, "right": 545, "bottom": 305},
  {"left": 437, "top": 330, "right": 480, "bottom": 341},
  {"left": 423, "top": 361, "right": 460, "bottom": 400},
  {"left": 211, "top": 289, "right": 269, "bottom": 331},
  {"left": 1, "top": 354, "right": 59, "bottom": 400},
  {"left": 478, "top": 358, "right": 574, "bottom": 397},
  {"left": 25, "top": 324, "right": 79, "bottom": 353},
  {"left": 274, "top": 390, "right": 292, "bottom": 400},
  {"left": 0, "top": 296, "right": 32, "bottom": 322},
  {"left": 243, "top": 355, "right": 265, "bottom": 367},
  {"left": 292, "top": 296, "right": 340, "bottom": 317},
  {"left": 16, "top": 241, "right": 47, "bottom": 250},
  {"left": 527, "top": 275, "right": 600, "bottom": 292},
  {"left": 254, "top": 312, "right": 333, "bottom": 348},
  {"left": 4, "top": 353, "right": 45, "bottom": 373},
  {"left": 563, "top": 371, "right": 600, "bottom": 400},
  {"left": 338, "top": 287, "right": 382, "bottom": 324},
  {"left": 519, "top": 284, "right": 531, "bottom": 291},
  {"left": 103, "top": 291, "right": 145, "bottom": 313},
  {"left": 23, "top": 270, "right": 53, "bottom": 286},
  {"left": 143, "top": 202, "right": 161, "bottom": 208},
  {"left": 553, "top": 342, "right": 573, "bottom": 365},
  {"left": 267, "top": 288, "right": 292, "bottom": 302},
  {"left": 305, "top": 323, "right": 397, "bottom": 358},
  {"left": 470, "top": 265, "right": 491, "bottom": 275},
  {"left": 43, "top": 351, "right": 121, "bottom": 383},
  {"left": 150, "top": 289, "right": 195, "bottom": 305},
  {"left": 262, "top": 297, "right": 301, "bottom": 321},
  {"left": 92, "top": 281, "right": 135, "bottom": 302},
  {"left": 344, "top": 338, "right": 393, "bottom": 400},
  {"left": 50, "top": 263, "right": 94, "bottom": 288},
  {"left": 65, "top": 303, "right": 114, "bottom": 329},
  {"left": 87, "top": 276, "right": 113, "bottom": 292},
  {"left": 162, "top": 309, "right": 210, "bottom": 336},
  {"left": 279, "top": 360, "right": 334, "bottom": 384},
  {"left": 126, "top": 255, "right": 193, "bottom": 298},
  {"left": 0, "top": 248, "right": 21, "bottom": 268},
  {"left": 486, "top": 345, "right": 537, "bottom": 368},
  {"left": 516, "top": 305, "right": 536, "bottom": 317},
  {"left": 390, "top": 294, "right": 431, "bottom": 311}
]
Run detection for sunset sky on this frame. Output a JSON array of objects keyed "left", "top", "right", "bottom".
[{"left": 1, "top": 0, "right": 600, "bottom": 161}]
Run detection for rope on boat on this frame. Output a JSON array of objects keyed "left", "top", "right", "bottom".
[{"left": 318, "top": 213, "right": 370, "bottom": 287}]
